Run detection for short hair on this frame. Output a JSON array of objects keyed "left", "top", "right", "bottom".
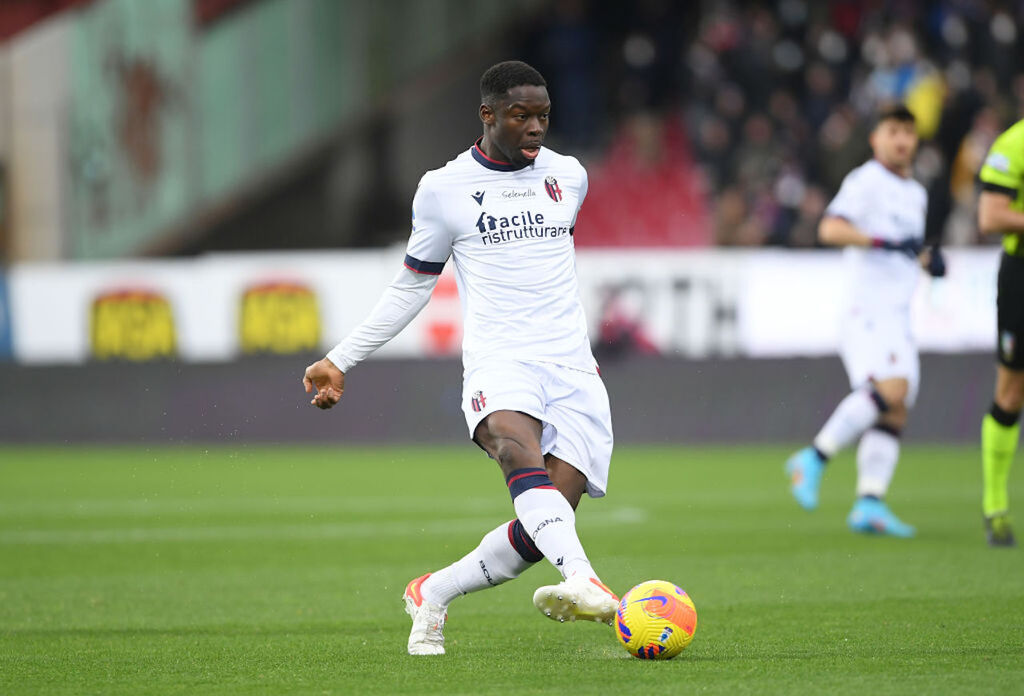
[
  {"left": 874, "top": 104, "right": 916, "bottom": 128},
  {"left": 480, "top": 61, "right": 547, "bottom": 105}
]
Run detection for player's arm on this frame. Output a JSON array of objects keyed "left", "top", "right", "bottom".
[
  {"left": 818, "top": 216, "right": 922, "bottom": 257},
  {"left": 304, "top": 181, "right": 451, "bottom": 410},
  {"left": 303, "top": 267, "right": 441, "bottom": 408},
  {"left": 818, "top": 215, "right": 873, "bottom": 247},
  {"left": 978, "top": 133, "right": 1024, "bottom": 236},
  {"left": 978, "top": 191, "right": 1024, "bottom": 235}
]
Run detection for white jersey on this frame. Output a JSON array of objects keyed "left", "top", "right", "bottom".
[
  {"left": 405, "top": 140, "right": 597, "bottom": 373},
  {"left": 825, "top": 159, "right": 927, "bottom": 313}
]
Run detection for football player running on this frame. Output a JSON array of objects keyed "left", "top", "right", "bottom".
[{"left": 785, "top": 105, "right": 943, "bottom": 537}]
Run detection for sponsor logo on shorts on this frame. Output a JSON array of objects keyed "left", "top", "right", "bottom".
[
  {"left": 471, "top": 390, "right": 487, "bottom": 412},
  {"left": 1002, "top": 330, "right": 1016, "bottom": 363}
]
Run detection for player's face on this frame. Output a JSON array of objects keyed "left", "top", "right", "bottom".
[
  {"left": 481, "top": 85, "right": 551, "bottom": 167},
  {"left": 871, "top": 119, "right": 918, "bottom": 171}
]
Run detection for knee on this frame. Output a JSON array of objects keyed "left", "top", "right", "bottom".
[
  {"left": 872, "top": 383, "right": 908, "bottom": 409},
  {"left": 995, "top": 375, "right": 1024, "bottom": 413},
  {"left": 879, "top": 405, "right": 908, "bottom": 429},
  {"left": 493, "top": 436, "right": 530, "bottom": 469}
]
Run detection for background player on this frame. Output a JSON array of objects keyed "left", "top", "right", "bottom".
[
  {"left": 976, "top": 117, "right": 1024, "bottom": 547},
  {"left": 301, "top": 61, "right": 618, "bottom": 654},
  {"left": 785, "top": 105, "right": 941, "bottom": 537}
]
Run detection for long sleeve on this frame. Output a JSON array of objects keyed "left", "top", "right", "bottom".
[
  {"left": 327, "top": 175, "right": 452, "bottom": 372},
  {"left": 325, "top": 267, "right": 439, "bottom": 373}
]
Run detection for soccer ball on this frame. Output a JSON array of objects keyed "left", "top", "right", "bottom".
[{"left": 615, "top": 580, "right": 697, "bottom": 660}]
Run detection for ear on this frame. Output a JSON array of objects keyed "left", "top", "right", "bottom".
[{"left": 480, "top": 102, "right": 496, "bottom": 125}]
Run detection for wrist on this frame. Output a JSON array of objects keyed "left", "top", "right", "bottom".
[{"left": 325, "top": 349, "right": 355, "bottom": 374}]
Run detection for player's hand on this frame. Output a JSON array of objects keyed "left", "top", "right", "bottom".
[
  {"left": 303, "top": 358, "right": 345, "bottom": 410},
  {"left": 872, "top": 237, "right": 923, "bottom": 259},
  {"left": 923, "top": 245, "right": 946, "bottom": 277}
]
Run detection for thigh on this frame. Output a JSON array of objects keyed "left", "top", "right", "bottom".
[
  {"left": 462, "top": 361, "right": 546, "bottom": 440},
  {"left": 543, "top": 366, "right": 614, "bottom": 499},
  {"left": 840, "top": 310, "right": 919, "bottom": 406},
  {"left": 996, "top": 254, "right": 1024, "bottom": 369},
  {"left": 994, "top": 364, "right": 1024, "bottom": 413},
  {"left": 473, "top": 409, "right": 545, "bottom": 479}
]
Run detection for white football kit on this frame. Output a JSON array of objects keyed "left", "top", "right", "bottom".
[
  {"left": 327, "top": 140, "right": 613, "bottom": 497},
  {"left": 825, "top": 158, "right": 927, "bottom": 406}
]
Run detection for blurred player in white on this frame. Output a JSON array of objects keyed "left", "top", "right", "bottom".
[
  {"left": 785, "top": 105, "right": 943, "bottom": 537},
  {"left": 301, "top": 61, "right": 617, "bottom": 655}
]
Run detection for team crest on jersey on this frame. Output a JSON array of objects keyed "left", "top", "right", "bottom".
[
  {"left": 471, "top": 191, "right": 485, "bottom": 205},
  {"left": 471, "top": 390, "right": 487, "bottom": 412},
  {"left": 544, "top": 176, "right": 563, "bottom": 202}
]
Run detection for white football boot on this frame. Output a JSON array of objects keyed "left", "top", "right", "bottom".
[
  {"left": 532, "top": 573, "right": 619, "bottom": 625},
  {"left": 403, "top": 573, "right": 447, "bottom": 655}
]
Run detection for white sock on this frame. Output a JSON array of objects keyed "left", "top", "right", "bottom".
[
  {"left": 813, "top": 388, "right": 881, "bottom": 458},
  {"left": 513, "top": 487, "right": 595, "bottom": 580},
  {"left": 420, "top": 522, "right": 534, "bottom": 607},
  {"left": 856, "top": 427, "right": 900, "bottom": 498}
]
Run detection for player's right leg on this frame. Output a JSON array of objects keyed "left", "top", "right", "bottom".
[
  {"left": 405, "top": 518, "right": 543, "bottom": 655},
  {"left": 786, "top": 385, "right": 886, "bottom": 510},
  {"left": 981, "top": 365, "right": 1024, "bottom": 547}
]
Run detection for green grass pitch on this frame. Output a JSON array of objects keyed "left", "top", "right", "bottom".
[{"left": 1, "top": 444, "right": 1022, "bottom": 695}]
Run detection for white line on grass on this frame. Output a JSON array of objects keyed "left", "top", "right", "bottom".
[{"left": 0, "top": 507, "right": 649, "bottom": 545}]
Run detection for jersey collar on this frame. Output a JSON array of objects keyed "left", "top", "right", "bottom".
[{"left": 471, "top": 137, "right": 534, "bottom": 172}]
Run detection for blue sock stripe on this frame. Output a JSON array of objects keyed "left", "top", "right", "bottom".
[
  {"left": 506, "top": 468, "right": 555, "bottom": 500},
  {"left": 508, "top": 519, "right": 544, "bottom": 563}
]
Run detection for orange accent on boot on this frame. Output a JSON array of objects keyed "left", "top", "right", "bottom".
[
  {"left": 404, "top": 573, "right": 431, "bottom": 607},
  {"left": 588, "top": 577, "right": 619, "bottom": 601}
]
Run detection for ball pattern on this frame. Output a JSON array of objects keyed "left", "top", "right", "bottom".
[{"left": 615, "top": 580, "right": 697, "bottom": 660}]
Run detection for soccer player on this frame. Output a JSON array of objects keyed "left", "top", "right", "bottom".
[
  {"left": 301, "top": 61, "right": 618, "bottom": 654},
  {"left": 785, "top": 105, "right": 940, "bottom": 537},
  {"left": 976, "top": 118, "right": 1024, "bottom": 547}
]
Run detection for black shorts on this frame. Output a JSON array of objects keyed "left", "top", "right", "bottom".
[{"left": 997, "top": 252, "right": 1024, "bottom": 369}]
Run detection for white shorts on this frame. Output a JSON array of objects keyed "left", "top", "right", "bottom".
[
  {"left": 462, "top": 359, "right": 614, "bottom": 498},
  {"left": 839, "top": 307, "right": 920, "bottom": 408}
]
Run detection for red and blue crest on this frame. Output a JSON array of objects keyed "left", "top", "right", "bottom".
[
  {"left": 544, "top": 176, "right": 563, "bottom": 202},
  {"left": 471, "top": 390, "right": 487, "bottom": 413}
]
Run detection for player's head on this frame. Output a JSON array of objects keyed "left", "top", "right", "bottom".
[
  {"left": 479, "top": 60, "right": 550, "bottom": 167},
  {"left": 869, "top": 104, "right": 918, "bottom": 173}
]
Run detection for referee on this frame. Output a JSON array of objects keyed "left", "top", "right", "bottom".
[{"left": 977, "top": 118, "right": 1024, "bottom": 547}]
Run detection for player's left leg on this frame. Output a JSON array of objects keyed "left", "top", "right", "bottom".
[
  {"left": 981, "top": 364, "right": 1024, "bottom": 547},
  {"left": 847, "top": 377, "right": 915, "bottom": 538}
]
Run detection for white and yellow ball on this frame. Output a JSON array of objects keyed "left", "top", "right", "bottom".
[{"left": 615, "top": 580, "right": 697, "bottom": 659}]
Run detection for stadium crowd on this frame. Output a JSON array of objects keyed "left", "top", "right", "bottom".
[{"left": 522, "top": 0, "right": 1024, "bottom": 248}]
